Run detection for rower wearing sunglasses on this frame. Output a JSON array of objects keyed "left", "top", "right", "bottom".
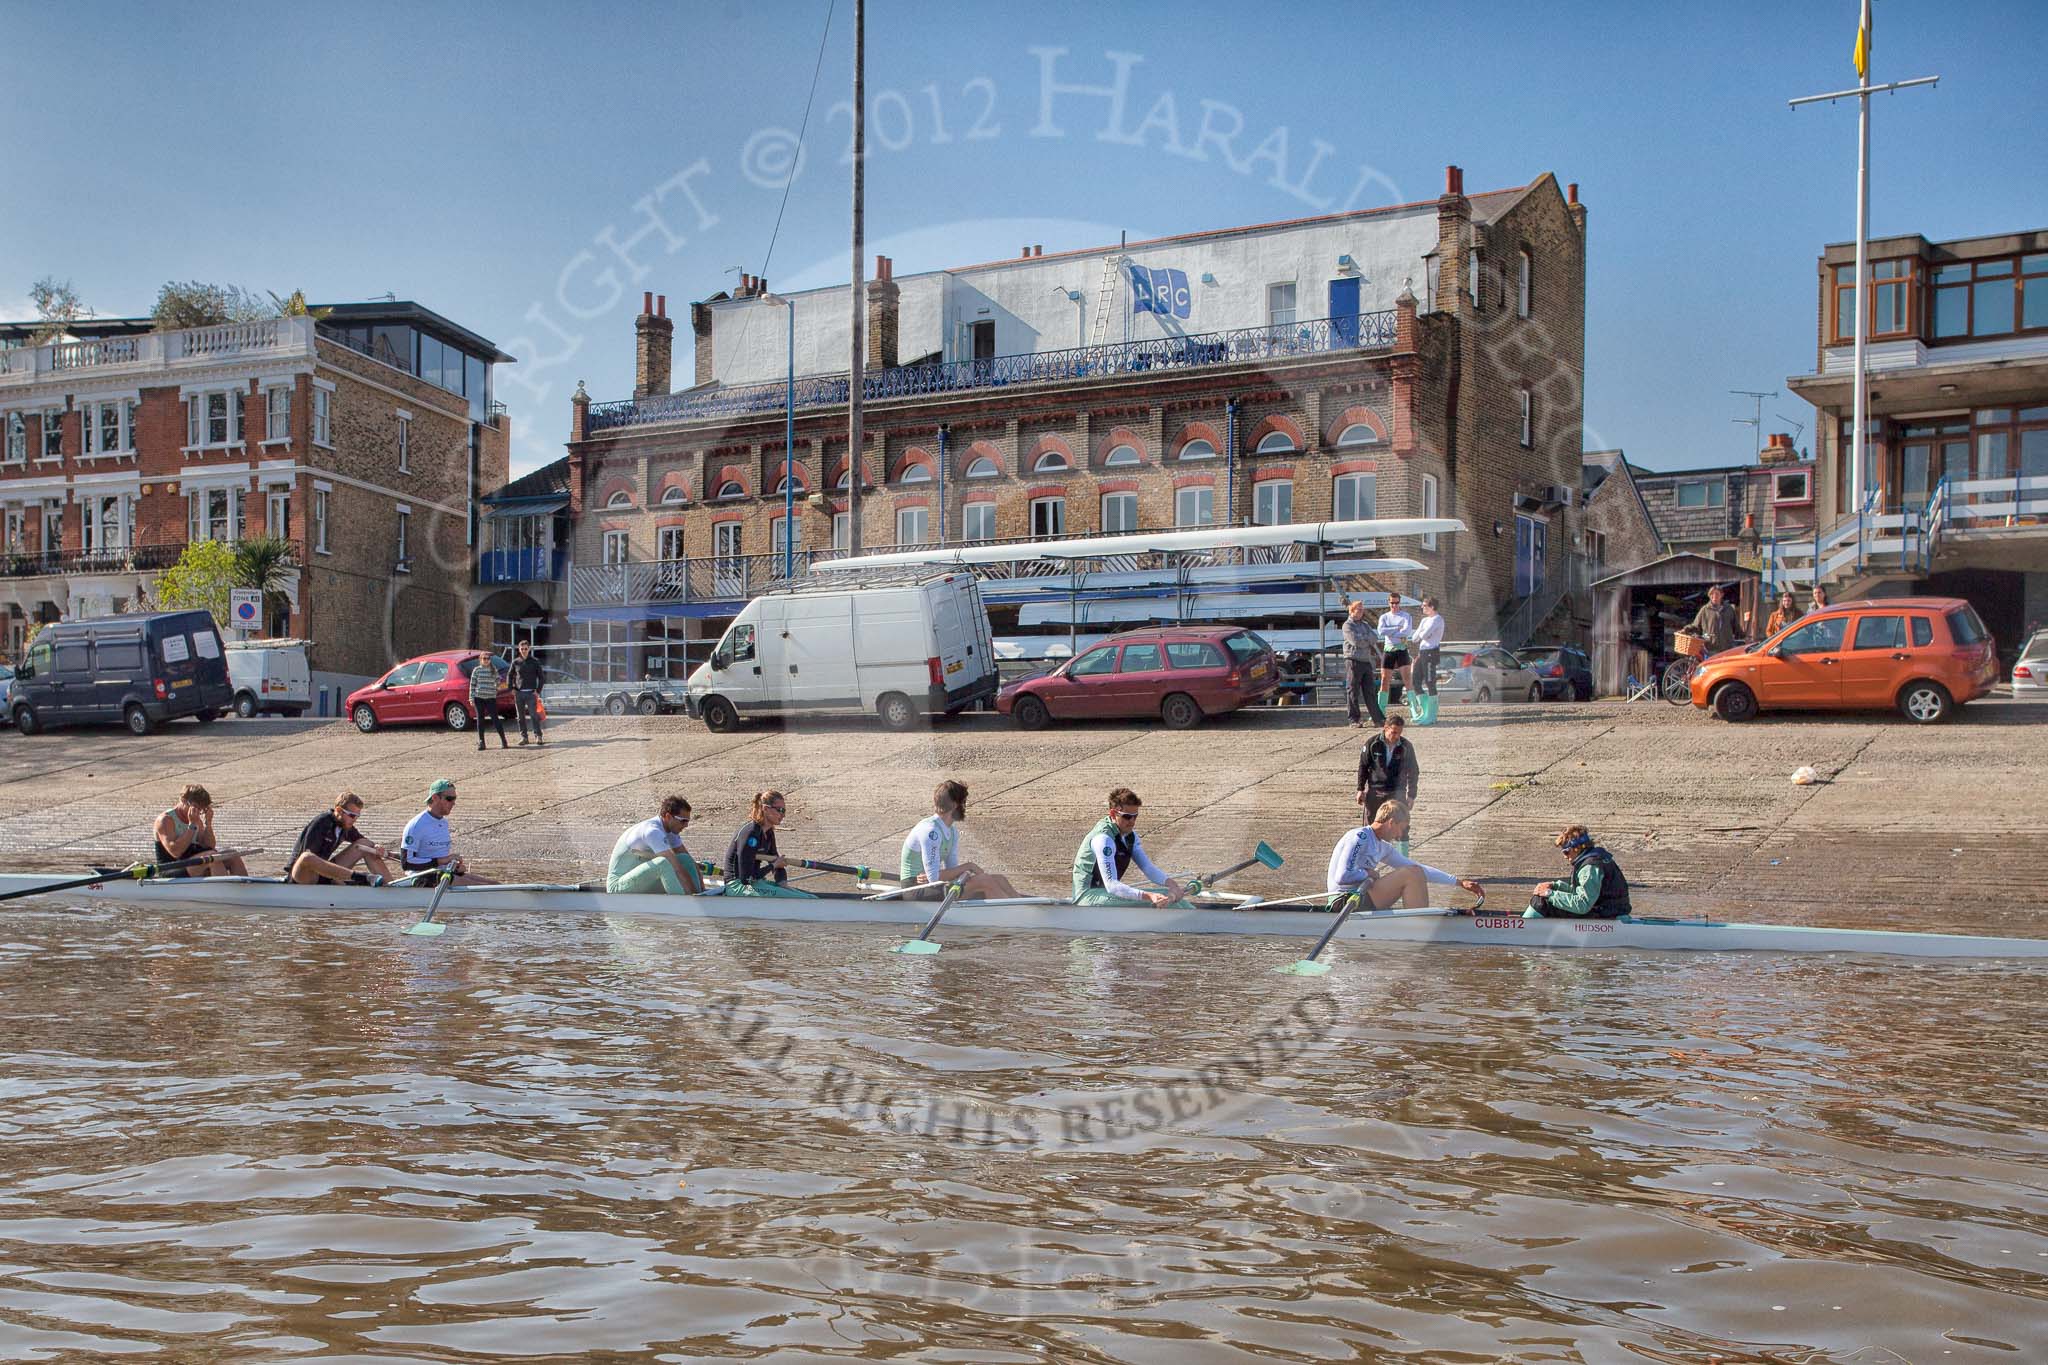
[
  {"left": 722, "top": 790, "right": 815, "bottom": 898},
  {"left": 399, "top": 779, "right": 493, "bottom": 885},
  {"left": 607, "top": 795, "right": 703, "bottom": 896},
  {"left": 1070, "top": 788, "right": 1189, "bottom": 907}
]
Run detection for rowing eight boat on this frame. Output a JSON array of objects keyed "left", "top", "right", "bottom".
[{"left": 2, "top": 873, "right": 2042, "bottom": 960}]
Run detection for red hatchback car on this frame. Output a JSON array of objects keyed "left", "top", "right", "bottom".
[
  {"left": 347, "top": 651, "right": 514, "bottom": 733},
  {"left": 998, "top": 627, "right": 1278, "bottom": 729}
]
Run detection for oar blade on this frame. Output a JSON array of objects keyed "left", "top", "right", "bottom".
[
  {"left": 1276, "top": 957, "right": 1332, "bottom": 976},
  {"left": 1253, "top": 841, "right": 1283, "bottom": 870},
  {"left": 891, "top": 937, "right": 942, "bottom": 955},
  {"left": 403, "top": 920, "right": 446, "bottom": 938}
]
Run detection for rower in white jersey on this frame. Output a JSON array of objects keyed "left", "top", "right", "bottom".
[
  {"left": 1326, "top": 799, "right": 1484, "bottom": 910},
  {"left": 898, "top": 779, "right": 1019, "bottom": 900},
  {"left": 606, "top": 794, "right": 705, "bottom": 896}
]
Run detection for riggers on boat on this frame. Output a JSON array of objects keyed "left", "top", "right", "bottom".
[{"left": 2, "top": 874, "right": 2044, "bottom": 960}]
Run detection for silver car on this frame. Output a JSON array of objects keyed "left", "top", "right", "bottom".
[
  {"left": 2014, "top": 630, "right": 2048, "bottom": 697},
  {"left": 1435, "top": 641, "right": 1544, "bottom": 705}
]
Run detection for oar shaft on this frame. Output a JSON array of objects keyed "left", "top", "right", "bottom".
[
  {"left": 1304, "top": 893, "right": 1362, "bottom": 962},
  {"left": 0, "top": 848, "right": 261, "bottom": 903},
  {"left": 911, "top": 888, "right": 958, "bottom": 942},
  {"left": 793, "top": 857, "right": 908, "bottom": 885}
]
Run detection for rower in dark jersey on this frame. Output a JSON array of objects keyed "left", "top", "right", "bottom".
[
  {"left": 722, "top": 790, "right": 815, "bottom": 898},
  {"left": 286, "top": 791, "right": 392, "bottom": 886}
]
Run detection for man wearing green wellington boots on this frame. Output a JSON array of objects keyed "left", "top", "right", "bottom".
[{"left": 1408, "top": 597, "right": 1445, "bottom": 725}]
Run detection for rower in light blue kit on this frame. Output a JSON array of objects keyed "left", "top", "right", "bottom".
[
  {"left": 899, "top": 779, "right": 1019, "bottom": 901},
  {"left": 1326, "top": 799, "right": 1483, "bottom": 911},
  {"left": 1070, "top": 787, "right": 1189, "bottom": 907},
  {"left": 607, "top": 795, "right": 705, "bottom": 896}
]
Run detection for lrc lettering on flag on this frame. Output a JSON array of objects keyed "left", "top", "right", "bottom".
[{"left": 1128, "top": 263, "right": 1191, "bottom": 319}]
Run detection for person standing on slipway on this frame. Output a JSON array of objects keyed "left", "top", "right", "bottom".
[
  {"left": 1340, "top": 599, "right": 1384, "bottom": 728},
  {"left": 469, "top": 652, "right": 510, "bottom": 751}
]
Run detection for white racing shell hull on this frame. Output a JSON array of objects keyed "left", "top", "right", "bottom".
[{"left": 3, "top": 875, "right": 2044, "bottom": 960}]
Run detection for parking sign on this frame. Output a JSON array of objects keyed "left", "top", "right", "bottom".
[{"left": 230, "top": 588, "right": 262, "bottom": 634}]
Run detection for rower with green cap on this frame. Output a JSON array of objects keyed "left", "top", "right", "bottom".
[
  {"left": 899, "top": 779, "right": 1019, "bottom": 901},
  {"left": 1070, "top": 787, "right": 1189, "bottom": 907},
  {"left": 400, "top": 779, "right": 494, "bottom": 885},
  {"left": 607, "top": 794, "right": 705, "bottom": 896}
]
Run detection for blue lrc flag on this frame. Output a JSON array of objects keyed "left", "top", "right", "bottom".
[{"left": 1128, "top": 263, "right": 1191, "bottom": 319}]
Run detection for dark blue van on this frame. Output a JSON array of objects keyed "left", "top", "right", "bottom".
[{"left": 11, "top": 610, "right": 234, "bottom": 735}]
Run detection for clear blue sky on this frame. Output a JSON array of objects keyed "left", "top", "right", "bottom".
[{"left": 3, "top": 0, "right": 2043, "bottom": 476}]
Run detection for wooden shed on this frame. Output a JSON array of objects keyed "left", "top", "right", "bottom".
[{"left": 1590, "top": 554, "right": 1761, "bottom": 697}]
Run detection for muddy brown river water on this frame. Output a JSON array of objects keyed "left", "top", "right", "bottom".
[{"left": 0, "top": 902, "right": 2042, "bottom": 1362}]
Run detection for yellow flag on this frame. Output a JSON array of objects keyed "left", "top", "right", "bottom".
[{"left": 1853, "top": 0, "right": 1871, "bottom": 79}]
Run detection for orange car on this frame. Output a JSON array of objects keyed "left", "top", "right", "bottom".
[{"left": 1689, "top": 596, "right": 1997, "bottom": 725}]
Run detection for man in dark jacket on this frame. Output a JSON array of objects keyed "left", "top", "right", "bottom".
[
  {"left": 1356, "top": 714, "right": 1419, "bottom": 824},
  {"left": 508, "top": 639, "right": 546, "bottom": 746}
]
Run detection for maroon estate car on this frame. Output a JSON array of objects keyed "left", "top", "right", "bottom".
[{"left": 997, "top": 627, "right": 1278, "bottom": 729}]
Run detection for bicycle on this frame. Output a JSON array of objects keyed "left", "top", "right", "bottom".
[{"left": 1663, "top": 630, "right": 1706, "bottom": 705}]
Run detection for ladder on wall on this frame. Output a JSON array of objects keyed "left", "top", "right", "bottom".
[{"left": 1088, "top": 256, "right": 1126, "bottom": 346}]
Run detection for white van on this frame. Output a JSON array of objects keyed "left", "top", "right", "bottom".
[
  {"left": 225, "top": 639, "right": 312, "bottom": 717},
  {"left": 688, "top": 573, "right": 998, "bottom": 731}
]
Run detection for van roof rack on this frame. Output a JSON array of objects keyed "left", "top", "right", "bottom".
[{"left": 763, "top": 565, "right": 963, "bottom": 594}]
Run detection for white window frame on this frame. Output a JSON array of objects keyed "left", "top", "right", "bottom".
[
  {"left": 1031, "top": 450, "right": 1070, "bottom": 473},
  {"left": 1517, "top": 249, "right": 1532, "bottom": 318},
  {"left": 899, "top": 461, "right": 933, "bottom": 484},
  {"left": 603, "top": 529, "right": 630, "bottom": 565},
  {"left": 85, "top": 400, "right": 129, "bottom": 457},
  {"left": 82, "top": 493, "right": 132, "bottom": 553},
  {"left": 1029, "top": 495, "right": 1066, "bottom": 539},
  {"left": 313, "top": 483, "right": 331, "bottom": 554},
  {"left": 1174, "top": 485, "right": 1214, "bottom": 527},
  {"left": 1333, "top": 471, "right": 1376, "bottom": 522},
  {"left": 656, "top": 525, "right": 684, "bottom": 561},
  {"left": 2, "top": 412, "right": 23, "bottom": 464},
  {"left": 713, "top": 522, "right": 743, "bottom": 559},
  {"left": 1468, "top": 247, "right": 1482, "bottom": 306},
  {"left": 311, "top": 381, "right": 334, "bottom": 448},
  {"left": 266, "top": 485, "right": 290, "bottom": 537},
  {"left": 265, "top": 385, "right": 292, "bottom": 443},
  {"left": 1100, "top": 491, "right": 1138, "bottom": 533},
  {"left": 1267, "top": 281, "right": 1297, "bottom": 328},
  {"left": 605, "top": 490, "right": 633, "bottom": 509},
  {"left": 1421, "top": 473, "right": 1440, "bottom": 549},
  {"left": 1676, "top": 480, "right": 1726, "bottom": 510},
  {"left": 660, "top": 484, "right": 687, "bottom": 505},
  {"left": 1254, "top": 431, "right": 1295, "bottom": 455},
  {"left": 1252, "top": 478, "right": 1292, "bottom": 526},
  {"left": 187, "top": 389, "right": 240, "bottom": 450},
  {"left": 716, "top": 480, "right": 745, "bottom": 499},
  {"left": 1177, "top": 439, "right": 1216, "bottom": 462},
  {"left": 40, "top": 407, "right": 63, "bottom": 462},
  {"left": 1335, "top": 422, "right": 1380, "bottom": 449},
  {"left": 1773, "top": 470, "right": 1812, "bottom": 504},
  {"left": 962, "top": 501, "right": 996, "bottom": 541},
  {"left": 1102, "top": 443, "right": 1141, "bottom": 467},
  {"left": 188, "top": 485, "right": 239, "bottom": 543},
  {"left": 39, "top": 499, "right": 63, "bottom": 553},
  {"left": 831, "top": 511, "right": 851, "bottom": 549},
  {"left": 395, "top": 505, "right": 411, "bottom": 571},
  {"left": 896, "top": 505, "right": 929, "bottom": 545},
  {"left": 396, "top": 412, "right": 412, "bottom": 473},
  {"left": 4, "top": 507, "right": 23, "bottom": 553},
  {"left": 1518, "top": 387, "right": 1533, "bottom": 448},
  {"left": 769, "top": 514, "right": 793, "bottom": 559},
  {"left": 964, "top": 456, "right": 1000, "bottom": 479}
]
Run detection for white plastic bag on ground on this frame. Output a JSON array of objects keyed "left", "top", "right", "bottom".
[{"left": 1790, "top": 766, "right": 1819, "bottom": 786}]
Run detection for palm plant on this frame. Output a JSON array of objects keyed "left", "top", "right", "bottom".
[{"left": 234, "top": 535, "right": 297, "bottom": 633}]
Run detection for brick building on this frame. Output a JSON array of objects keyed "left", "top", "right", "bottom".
[
  {"left": 1783, "top": 225, "right": 2048, "bottom": 643},
  {"left": 1579, "top": 450, "right": 1665, "bottom": 579},
  {"left": 0, "top": 303, "right": 513, "bottom": 681},
  {"left": 1632, "top": 434, "right": 1818, "bottom": 566},
  {"left": 562, "top": 168, "right": 1592, "bottom": 661}
]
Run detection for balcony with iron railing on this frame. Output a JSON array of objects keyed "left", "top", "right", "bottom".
[
  {"left": 0, "top": 542, "right": 190, "bottom": 579},
  {"left": 0, "top": 317, "right": 317, "bottom": 388},
  {"left": 585, "top": 312, "right": 1399, "bottom": 434}
]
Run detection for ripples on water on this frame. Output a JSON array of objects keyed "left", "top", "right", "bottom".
[{"left": 0, "top": 905, "right": 2041, "bottom": 1362}]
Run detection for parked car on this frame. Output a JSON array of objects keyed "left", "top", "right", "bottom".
[
  {"left": 226, "top": 639, "right": 312, "bottom": 717},
  {"left": 1435, "top": 641, "right": 1544, "bottom": 705},
  {"left": 0, "top": 663, "right": 12, "bottom": 726},
  {"left": 997, "top": 627, "right": 1278, "bottom": 729},
  {"left": 10, "top": 610, "right": 233, "bottom": 736},
  {"left": 346, "top": 651, "right": 514, "bottom": 733},
  {"left": 1689, "top": 596, "right": 1998, "bottom": 724},
  {"left": 2012, "top": 629, "right": 2048, "bottom": 697},
  {"left": 688, "top": 573, "right": 998, "bottom": 732},
  {"left": 1518, "top": 644, "right": 1594, "bottom": 701}
]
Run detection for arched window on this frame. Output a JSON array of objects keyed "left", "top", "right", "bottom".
[
  {"left": 1032, "top": 449, "right": 1071, "bottom": 473},
  {"left": 1177, "top": 439, "right": 1216, "bottom": 461},
  {"left": 660, "top": 485, "right": 686, "bottom": 505},
  {"left": 717, "top": 480, "right": 745, "bottom": 500},
  {"left": 835, "top": 466, "right": 852, "bottom": 490},
  {"left": 1255, "top": 431, "right": 1296, "bottom": 455},
  {"left": 772, "top": 476, "right": 795, "bottom": 495},
  {"left": 605, "top": 490, "right": 633, "bottom": 509},
  {"left": 1103, "top": 443, "right": 1141, "bottom": 467},
  {"left": 1335, "top": 423, "right": 1380, "bottom": 449},
  {"left": 900, "top": 462, "right": 933, "bottom": 483},
  {"left": 965, "top": 457, "right": 1000, "bottom": 479}
]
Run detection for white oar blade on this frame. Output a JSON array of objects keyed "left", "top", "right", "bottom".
[
  {"left": 404, "top": 920, "right": 446, "bottom": 938},
  {"left": 891, "top": 938, "right": 942, "bottom": 955}
]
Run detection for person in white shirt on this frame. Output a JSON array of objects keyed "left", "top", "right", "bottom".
[
  {"left": 1407, "top": 597, "right": 1447, "bottom": 726},
  {"left": 898, "top": 779, "right": 1019, "bottom": 901},
  {"left": 607, "top": 795, "right": 704, "bottom": 895},
  {"left": 400, "top": 779, "right": 494, "bottom": 885},
  {"left": 1069, "top": 788, "right": 1189, "bottom": 907},
  {"left": 1375, "top": 600, "right": 1415, "bottom": 711},
  {"left": 1325, "top": 800, "right": 1483, "bottom": 910}
]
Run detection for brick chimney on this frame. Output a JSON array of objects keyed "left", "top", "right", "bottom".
[
  {"left": 634, "top": 292, "right": 673, "bottom": 399},
  {"left": 567, "top": 380, "right": 590, "bottom": 512},
  {"left": 690, "top": 295, "right": 720, "bottom": 387},
  {"left": 1566, "top": 181, "right": 1588, "bottom": 240},
  {"left": 1436, "top": 164, "right": 1472, "bottom": 314},
  {"left": 1760, "top": 432, "right": 1800, "bottom": 465},
  {"left": 867, "top": 254, "right": 899, "bottom": 371}
]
